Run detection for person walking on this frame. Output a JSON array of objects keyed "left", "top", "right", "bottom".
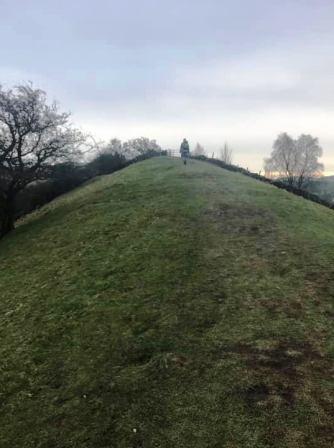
[{"left": 180, "top": 138, "right": 190, "bottom": 165}]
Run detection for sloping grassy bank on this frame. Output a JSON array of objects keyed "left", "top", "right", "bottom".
[
  {"left": 0, "top": 157, "right": 333, "bottom": 447},
  {"left": 192, "top": 155, "right": 334, "bottom": 210}
]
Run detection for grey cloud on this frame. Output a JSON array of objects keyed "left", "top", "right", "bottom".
[{"left": 1, "top": 0, "right": 334, "bottom": 172}]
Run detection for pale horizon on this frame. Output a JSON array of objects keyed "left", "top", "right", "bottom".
[{"left": 1, "top": 0, "right": 334, "bottom": 174}]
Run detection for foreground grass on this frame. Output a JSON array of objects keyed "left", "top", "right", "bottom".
[{"left": 0, "top": 157, "right": 333, "bottom": 447}]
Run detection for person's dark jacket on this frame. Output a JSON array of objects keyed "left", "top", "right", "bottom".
[{"left": 180, "top": 140, "right": 190, "bottom": 156}]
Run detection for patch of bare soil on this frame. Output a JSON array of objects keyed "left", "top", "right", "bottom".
[{"left": 224, "top": 339, "right": 334, "bottom": 411}]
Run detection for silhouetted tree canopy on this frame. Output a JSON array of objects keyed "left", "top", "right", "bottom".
[{"left": 0, "top": 84, "right": 84, "bottom": 237}]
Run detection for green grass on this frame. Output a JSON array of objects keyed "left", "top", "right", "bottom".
[{"left": 1, "top": 157, "right": 334, "bottom": 448}]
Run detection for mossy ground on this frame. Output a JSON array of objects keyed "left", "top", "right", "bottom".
[{"left": 0, "top": 157, "right": 333, "bottom": 447}]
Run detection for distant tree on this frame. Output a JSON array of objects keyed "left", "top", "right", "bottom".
[
  {"left": 0, "top": 84, "right": 84, "bottom": 237},
  {"left": 193, "top": 142, "right": 205, "bottom": 156},
  {"left": 264, "top": 133, "right": 296, "bottom": 184},
  {"left": 103, "top": 138, "right": 123, "bottom": 155},
  {"left": 220, "top": 142, "right": 233, "bottom": 164},
  {"left": 264, "top": 133, "right": 323, "bottom": 188},
  {"left": 122, "top": 137, "right": 162, "bottom": 159},
  {"left": 295, "top": 134, "right": 324, "bottom": 188}
]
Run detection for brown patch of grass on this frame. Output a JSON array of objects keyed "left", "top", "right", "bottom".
[
  {"left": 205, "top": 203, "right": 276, "bottom": 237},
  {"left": 225, "top": 339, "right": 333, "bottom": 411}
]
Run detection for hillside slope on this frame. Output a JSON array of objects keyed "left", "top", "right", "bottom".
[{"left": 1, "top": 157, "right": 334, "bottom": 448}]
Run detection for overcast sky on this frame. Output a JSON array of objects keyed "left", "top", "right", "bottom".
[{"left": 1, "top": 0, "right": 334, "bottom": 172}]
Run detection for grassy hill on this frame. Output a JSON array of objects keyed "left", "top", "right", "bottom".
[{"left": 1, "top": 157, "right": 334, "bottom": 448}]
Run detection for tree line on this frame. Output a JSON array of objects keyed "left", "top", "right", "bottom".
[
  {"left": 0, "top": 83, "right": 328, "bottom": 239},
  {"left": 0, "top": 84, "right": 164, "bottom": 238}
]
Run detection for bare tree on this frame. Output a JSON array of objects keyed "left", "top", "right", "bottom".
[
  {"left": 122, "top": 137, "right": 161, "bottom": 159},
  {"left": 193, "top": 142, "right": 205, "bottom": 156},
  {"left": 0, "top": 84, "right": 84, "bottom": 237},
  {"left": 220, "top": 142, "right": 233, "bottom": 164},
  {"left": 295, "top": 134, "right": 323, "bottom": 188},
  {"left": 264, "top": 159, "right": 275, "bottom": 179},
  {"left": 264, "top": 133, "right": 296, "bottom": 184},
  {"left": 264, "top": 132, "right": 323, "bottom": 187}
]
